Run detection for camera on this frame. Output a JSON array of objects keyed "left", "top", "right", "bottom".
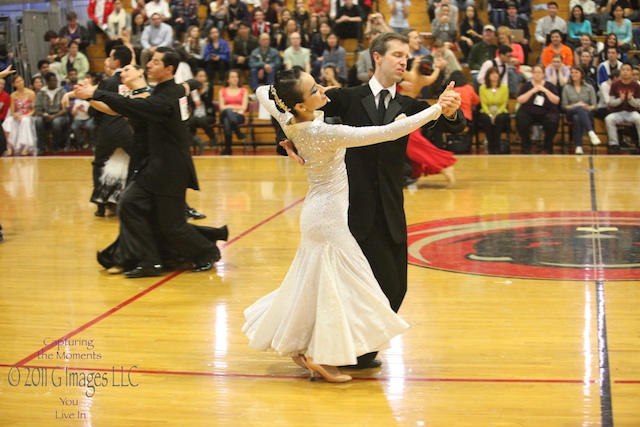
[{"left": 418, "top": 55, "right": 434, "bottom": 76}]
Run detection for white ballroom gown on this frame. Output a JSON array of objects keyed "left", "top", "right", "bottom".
[{"left": 243, "top": 86, "right": 443, "bottom": 366}]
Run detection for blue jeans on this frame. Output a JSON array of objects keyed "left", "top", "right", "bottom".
[
  {"left": 566, "top": 107, "right": 594, "bottom": 148},
  {"left": 249, "top": 67, "right": 276, "bottom": 92},
  {"left": 220, "top": 108, "right": 245, "bottom": 137}
]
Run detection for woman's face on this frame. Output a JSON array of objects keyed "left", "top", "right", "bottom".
[
  {"left": 196, "top": 70, "right": 208, "bottom": 84},
  {"left": 572, "top": 6, "right": 582, "bottom": 20},
  {"left": 210, "top": 27, "right": 219, "bottom": 39},
  {"left": 327, "top": 34, "right": 338, "bottom": 47},
  {"left": 69, "top": 43, "right": 79, "bottom": 55},
  {"left": 552, "top": 57, "right": 563, "bottom": 69},
  {"left": 14, "top": 76, "right": 24, "bottom": 90},
  {"left": 320, "top": 23, "right": 331, "bottom": 35},
  {"left": 323, "top": 67, "right": 335, "bottom": 79},
  {"left": 570, "top": 68, "right": 582, "bottom": 83},
  {"left": 281, "top": 10, "right": 292, "bottom": 21},
  {"left": 465, "top": 6, "right": 475, "bottom": 19},
  {"left": 614, "top": 5, "right": 623, "bottom": 18},
  {"left": 32, "top": 77, "right": 43, "bottom": 91},
  {"left": 297, "top": 71, "right": 328, "bottom": 112},
  {"left": 580, "top": 35, "right": 591, "bottom": 48},
  {"left": 488, "top": 70, "right": 499, "bottom": 84},
  {"left": 532, "top": 66, "right": 544, "bottom": 82},
  {"left": 608, "top": 34, "right": 617, "bottom": 45},
  {"left": 134, "top": 13, "right": 144, "bottom": 26},
  {"left": 286, "top": 20, "right": 297, "bottom": 33},
  {"left": 121, "top": 65, "right": 145, "bottom": 86},
  {"left": 498, "top": 32, "right": 509, "bottom": 44},
  {"left": 189, "top": 27, "right": 200, "bottom": 39},
  {"left": 581, "top": 52, "right": 592, "bottom": 65},
  {"left": 227, "top": 71, "right": 239, "bottom": 86}
]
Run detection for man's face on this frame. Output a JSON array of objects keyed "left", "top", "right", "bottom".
[
  {"left": 608, "top": 49, "right": 618, "bottom": 62},
  {"left": 374, "top": 39, "right": 409, "bottom": 83},
  {"left": 68, "top": 71, "right": 78, "bottom": 83},
  {"left": 238, "top": 25, "right": 250, "bottom": 37},
  {"left": 500, "top": 52, "right": 512, "bottom": 63},
  {"left": 259, "top": 34, "right": 270, "bottom": 48},
  {"left": 146, "top": 52, "right": 168, "bottom": 82},
  {"left": 254, "top": 11, "right": 264, "bottom": 22},
  {"left": 290, "top": 32, "right": 301, "bottom": 47},
  {"left": 40, "top": 63, "right": 50, "bottom": 74},
  {"left": 550, "top": 32, "right": 561, "bottom": 45},
  {"left": 621, "top": 65, "right": 632, "bottom": 80},
  {"left": 151, "top": 14, "right": 162, "bottom": 28},
  {"left": 109, "top": 50, "right": 120, "bottom": 70},
  {"left": 548, "top": 4, "right": 557, "bottom": 17},
  {"left": 507, "top": 6, "right": 517, "bottom": 17},
  {"left": 408, "top": 31, "right": 421, "bottom": 51},
  {"left": 47, "top": 76, "right": 58, "bottom": 90},
  {"left": 483, "top": 29, "right": 495, "bottom": 43}
]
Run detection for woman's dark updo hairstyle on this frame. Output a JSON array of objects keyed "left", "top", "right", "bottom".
[{"left": 270, "top": 68, "right": 305, "bottom": 115}]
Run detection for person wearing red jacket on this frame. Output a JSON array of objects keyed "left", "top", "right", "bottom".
[{"left": 87, "top": 0, "right": 115, "bottom": 44}]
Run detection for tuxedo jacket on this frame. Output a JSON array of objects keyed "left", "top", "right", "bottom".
[
  {"left": 90, "top": 71, "right": 134, "bottom": 150},
  {"left": 322, "top": 84, "right": 466, "bottom": 243}
]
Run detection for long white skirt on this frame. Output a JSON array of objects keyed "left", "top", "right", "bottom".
[{"left": 2, "top": 116, "right": 37, "bottom": 155}]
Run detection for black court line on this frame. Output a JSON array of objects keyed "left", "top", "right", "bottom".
[{"left": 590, "top": 156, "right": 614, "bottom": 427}]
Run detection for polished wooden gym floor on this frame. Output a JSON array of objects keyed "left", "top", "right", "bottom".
[{"left": 1, "top": 152, "right": 639, "bottom": 426}]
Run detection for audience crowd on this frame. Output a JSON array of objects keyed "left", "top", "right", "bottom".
[{"left": 3, "top": 0, "right": 640, "bottom": 156}]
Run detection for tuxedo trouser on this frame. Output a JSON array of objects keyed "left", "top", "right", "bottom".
[
  {"left": 118, "top": 181, "right": 217, "bottom": 268},
  {"left": 354, "top": 205, "right": 408, "bottom": 365}
]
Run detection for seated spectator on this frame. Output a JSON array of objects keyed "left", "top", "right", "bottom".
[
  {"left": 365, "top": 12, "right": 393, "bottom": 35},
  {"left": 62, "top": 68, "right": 79, "bottom": 92},
  {"left": 468, "top": 25, "right": 498, "bottom": 82},
  {"left": 32, "top": 60, "right": 61, "bottom": 88},
  {"left": 283, "top": 32, "right": 311, "bottom": 73},
  {"left": 204, "top": 27, "right": 231, "bottom": 83},
  {"left": 570, "top": 0, "right": 598, "bottom": 24},
  {"left": 218, "top": 69, "right": 248, "bottom": 155},
  {"left": 478, "top": 66, "right": 510, "bottom": 154},
  {"left": 252, "top": 0, "right": 279, "bottom": 26},
  {"left": 388, "top": 0, "right": 411, "bottom": 33},
  {"left": 227, "top": 0, "right": 251, "bottom": 40},
  {"left": 129, "top": 12, "right": 146, "bottom": 65},
  {"left": 595, "top": 68, "right": 619, "bottom": 120},
  {"left": 477, "top": 45, "right": 512, "bottom": 89},
  {"left": 277, "top": 19, "right": 308, "bottom": 54},
  {"left": 607, "top": 3, "right": 632, "bottom": 53},
  {"left": 561, "top": 65, "right": 600, "bottom": 154},
  {"left": 309, "top": 0, "right": 331, "bottom": 32},
  {"left": 435, "top": 0, "right": 459, "bottom": 28},
  {"left": 292, "top": 0, "right": 311, "bottom": 33},
  {"left": 320, "top": 33, "right": 347, "bottom": 81},
  {"left": 432, "top": 4, "right": 457, "bottom": 47},
  {"left": 34, "top": 73, "right": 69, "bottom": 154},
  {"left": 132, "top": 0, "right": 149, "bottom": 24},
  {"left": 310, "top": 22, "right": 331, "bottom": 80},
  {"left": 203, "top": 0, "right": 227, "bottom": 35},
  {"left": 320, "top": 64, "right": 344, "bottom": 87},
  {"left": 44, "top": 30, "right": 68, "bottom": 67},
  {"left": 515, "top": 64, "right": 561, "bottom": 154},
  {"left": 249, "top": 33, "right": 282, "bottom": 91},
  {"left": 60, "top": 42, "right": 89, "bottom": 82},
  {"left": 460, "top": 5, "right": 484, "bottom": 63},
  {"left": 541, "top": 29, "right": 573, "bottom": 67},
  {"left": 356, "top": 30, "right": 381, "bottom": 84},
  {"left": 574, "top": 33, "right": 598, "bottom": 66},
  {"left": 598, "top": 33, "right": 626, "bottom": 63},
  {"left": 145, "top": 0, "right": 171, "bottom": 21},
  {"left": 105, "top": 0, "right": 132, "bottom": 56},
  {"left": 598, "top": 46, "right": 622, "bottom": 86},
  {"left": 451, "top": 70, "right": 479, "bottom": 122},
  {"left": 173, "top": 0, "right": 199, "bottom": 44},
  {"left": 30, "top": 76, "right": 44, "bottom": 93},
  {"left": 605, "top": 63, "right": 640, "bottom": 154},
  {"left": 232, "top": 21, "right": 259, "bottom": 71},
  {"left": 545, "top": 54, "right": 571, "bottom": 92},
  {"left": 568, "top": 5, "right": 592, "bottom": 48},
  {"left": 405, "top": 28, "right": 431, "bottom": 58},
  {"left": 140, "top": 13, "right": 173, "bottom": 66},
  {"left": 88, "top": 0, "right": 114, "bottom": 43},
  {"left": 2, "top": 75, "right": 37, "bottom": 156},
  {"left": 500, "top": 2, "right": 530, "bottom": 64},
  {"left": 70, "top": 93, "right": 96, "bottom": 150},
  {"left": 517, "top": 0, "right": 532, "bottom": 21},
  {"left": 578, "top": 50, "right": 598, "bottom": 90},
  {"left": 58, "top": 11, "right": 91, "bottom": 53},
  {"left": 333, "top": 0, "right": 363, "bottom": 46},
  {"left": 251, "top": 10, "right": 272, "bottom": 38},
  {"left": 432, "top": 40, "right": 462, "bottom": 84},
  {"left": 182, "top": 26, "right": 206, "bottom": 74},
  {"left": 188, "top": 69, "right": 217, "bottom": 152},
  {"left": 534, "top": 2, "right": 567, "bottom": 46},
  {"left": 496, "top": 26, "right": 523, "bottom": 72}
]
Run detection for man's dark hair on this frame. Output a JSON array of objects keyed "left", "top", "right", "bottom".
[
  {"left": 37, "top": 59, "right": 50, "bottom": 70},
  {"left": 44, "top": 72, "right": 57, "bottom": 83},
  {"left": 44, "top": 30, "right": 58, "bottom": 42},
  {"left": 547, "top": 1, "right": 558, "bottom": 7},
  {"left": 621, "top": 62, "right": 633, "bottom": 71},
  {"left": 156, "top": 46, "right": 180, "bottom": 74},
  {"left": 369, "top": 32, "right": 409, "bottom": 71},
  {"left": 549, "top": 29, "right": 563, "bottom": 38},
  {"left": 66, "top": 11, "right": 78, "bottom": 21},
  {"left": 607, "top": 45, "right": 619, "bottom": 54},
  {"left": 110, "top": 45, "right": 132, "bottom": 68}
]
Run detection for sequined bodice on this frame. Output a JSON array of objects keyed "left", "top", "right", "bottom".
[{"left": 14, "top": 95, "right": 34, "bottom": 116}]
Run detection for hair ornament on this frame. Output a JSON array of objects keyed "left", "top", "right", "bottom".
[{"left": 270, "top": 85, "right": 290, "bottom": 112}]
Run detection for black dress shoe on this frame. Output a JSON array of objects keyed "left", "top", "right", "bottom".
[
  {"left": 124, "top": 265, "right": 163, "bottom": 278},
  {"left": 186, "top": 207, "right": 207, "bottom": 220},
  {"left": 191, "top": 260, "right": 215, "bottom": 272},
  {"left": 94, "top": 205, "right": 106, "bottom": 217},
  {"left": 339, "top": 359, "right": 382, "bottom": 370}
]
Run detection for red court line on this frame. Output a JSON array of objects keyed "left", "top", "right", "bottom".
[
  {"left": 0, "top": 364, "right": 597, "bottom": 384},
  {"left": 13, "top": 197, "right": 306, "bottom": 367}
]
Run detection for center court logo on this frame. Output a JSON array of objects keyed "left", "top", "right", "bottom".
[{"left": 407, "top": 211, "right": 640, "bottom": 281}]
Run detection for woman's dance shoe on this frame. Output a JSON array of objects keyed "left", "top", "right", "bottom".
[
  {"left": 106, "top": 266, "right": 124, "bottom": 274},
  {"left": 304, "top": 356, "right": 352, "bottom": 383}
]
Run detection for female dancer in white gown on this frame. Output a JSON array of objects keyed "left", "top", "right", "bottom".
[{"left": 243, "top": 69, "right": 444, "bottom": 382}]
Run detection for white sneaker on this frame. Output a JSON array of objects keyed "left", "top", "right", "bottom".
[
  {"left": 575, "top": 146, "right": 584, "bottom": 155},
  {"left": 588, "top": 131, "right": 601, "bottom": 146}
]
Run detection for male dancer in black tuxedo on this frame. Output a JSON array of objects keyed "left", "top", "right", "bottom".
[
  {"left": 293, "top": 32, "right": 466, "bottom": 368},
  {"left": 90, "top": 45, "right": 134, "bottom": 217},
  {"left": 76, "top": 47, "right": 221, "bottom": 277}
]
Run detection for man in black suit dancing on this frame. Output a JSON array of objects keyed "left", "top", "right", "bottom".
[
  {"left": 76, "top": 47, "right": 220, "bottom": 277},
  {"left": 319, "top": 32, "right": 466, "bottom": 368}
]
